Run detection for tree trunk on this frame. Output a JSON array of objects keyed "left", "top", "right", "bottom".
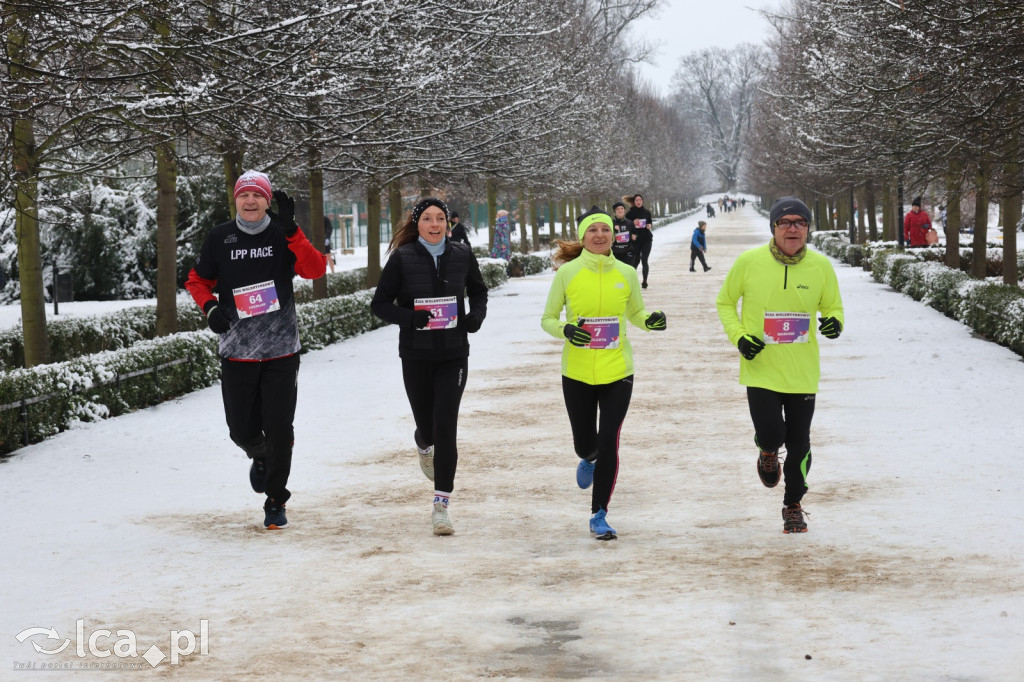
[
  {"left": 221, "top": 148, "right": 244, "bottom": 219},
  {"left": 309, "top": 162, "right": 327, "bottom": 300},
  {"left": 865, "top": 179, "right": 878, "bottom": 241},
  {"left": 486, "top": 179, "right": 497, "bottom": 250},
  {"left": 9, "top": 18, "right": 49, "bottom": 366},
  {"left": 856, "top": 186, "right": 867, "bottom": 244},
  {"left": 1000, "top": 163, "right": 1020, "bottom": 285},
  {"left": 881, "top": 183, "right": 893, "bottom": 241},
  {"left": 530, "top": 196, "right": 539, "bottom": 252},
  {"left": 366, "top": 182, "right": 382, "bottom": 287},
  {"left": 945, "top": 159, "right": 962, "bottom": 269},
  {"left": 971, "top": 158, "right": 991, "bottom": 279},
  {"left": 155, "top": 142, "right": 178, "bottom": 336},
  {"left": 518, "top": 189, "right": 528, "bottom": 254},
  {"left": 548, "top": 200, "right": 557, "bottom": 244},
  {"left": 388, "top": 179, "right": 403, "bottom": 249}
]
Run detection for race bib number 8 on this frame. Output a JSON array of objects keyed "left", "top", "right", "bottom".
[
  {"left": 763, "top": 311, "right": 811, "bottom": 344},
  {"left": 579, "top": 316, "right": 620, "bottom": 349},
  {"left": 233, "top": 280, "right": 281, "bottom": 319},
  {"left": 415, "top": 296, "right": 458, "bottom": 330}
]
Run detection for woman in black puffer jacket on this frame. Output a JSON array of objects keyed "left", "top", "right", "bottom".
[
  {"left": 370, "top": 197, "right": 488, "bottom": 536},
  {"left": 624, "top": 193, "right": 654, "bottom": 288}
]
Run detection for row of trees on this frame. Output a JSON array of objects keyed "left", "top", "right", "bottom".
[
  {"left": 745, "top": 0, "right": 1023, "bottom": 284},
  {"left": 2, "top": 0, "right": 712, "bottom": 367}
]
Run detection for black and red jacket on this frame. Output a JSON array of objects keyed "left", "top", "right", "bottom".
[{"left": 185, "top": 218, "right": 326, "bottom": 361}]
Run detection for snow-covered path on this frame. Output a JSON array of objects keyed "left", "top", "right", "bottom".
[{"left": 2, "top": 203, "right": 1022, "bottom": 680}]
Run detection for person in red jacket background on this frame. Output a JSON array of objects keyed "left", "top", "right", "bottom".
[
  {"left": 185, "top": 169, "right": 327, "bottom": 530},
  {"left": 904, "top": 196, "right": 933, "bottom": 247}
]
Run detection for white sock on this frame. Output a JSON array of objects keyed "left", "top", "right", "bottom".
[{"left": 433, "top": 492, "right": 450, "bottom": 508}]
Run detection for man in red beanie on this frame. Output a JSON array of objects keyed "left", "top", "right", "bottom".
[{"left": 185, "top": 170, "right": 326, "bottom": 530}]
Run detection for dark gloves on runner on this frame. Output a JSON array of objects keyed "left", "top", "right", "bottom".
[
  {"left": 462, "top": 313, "right": 481, "bottom": 333},
  {"left": 737, "top": 334, "right": 765, "bottom": 360},
  {"left": 411, "top": 309, "right": 434, "bottom": 329},
  {"left": 644, "top": 311, "right": 667, "bottom": 331},
  {"left": 203, "top": 302, "right": 231, "bottom": 334},
  {"left": 269, "top": 190, "right": 298, "bottom": 236},
  {"left": 563, "top": 323, "right": 592, "bottom": 347},
  {"left": 818, "top": 316, "right": 842, "bottom": 339}
]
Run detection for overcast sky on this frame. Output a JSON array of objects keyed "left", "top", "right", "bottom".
[{"left": 628, "top": 0, "right": 777, "bottom": 97}]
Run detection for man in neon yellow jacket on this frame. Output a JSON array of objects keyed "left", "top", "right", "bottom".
[
  {"left": 542, "top": 206, "right": 666, "bottom": 540},
  {"left": 716, "top": 196, "right": 844, "bottom": 534}
]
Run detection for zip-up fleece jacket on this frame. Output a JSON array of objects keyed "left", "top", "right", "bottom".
[
  {"left": 541, "top": 249, "right": 650, "bottom": 385},
  {"left": 370, "top": 239, "right": 488, "bottom": 361},
  {"left": 716, "top": 243, "right": 844, "bottom": 394}
]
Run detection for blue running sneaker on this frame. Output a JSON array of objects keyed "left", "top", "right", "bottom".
[
  {"left": 589, "top": 509, "right": 616, "bottom": 540},
  {"left": 263, "top": 501, "right": 288, "bottom": 529},
  {"left": 249, "top": 458, "right": 266, "bottom": 494},
  {"left": 576, "top": 458, "right": 596, "bottom": 489}
]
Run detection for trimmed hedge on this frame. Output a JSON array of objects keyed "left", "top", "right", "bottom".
[
  {"left": 813, "top": 231, "right": 1024, "bottom": 357},
  {"left": 0, "top": 301, "right": 208, "bottom": 370},
  {"left": 0, "top": 332, "right": 219, "bottom": 454}
]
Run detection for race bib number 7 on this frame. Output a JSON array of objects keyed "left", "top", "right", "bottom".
[
  {"left": 763, "top": 312, "right": 811, "bottom": 344},
  {"left": 415, "top": 296, "right": 458, "bottom": 330},
  {"left": 233, "top": 280, "right": 281, "bottom": 319},
  {"left": 579, "top": 316, "right": 620, "bottom": 349}
]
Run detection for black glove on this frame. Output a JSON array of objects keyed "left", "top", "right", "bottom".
[
  {"left": 644, "top": 311, "right": 667, "bottom": 331},
  {"left": 204, "top": 303, "right": 231, "bottom": 334},
  {"left": 462, "top": 313, "right": 481, "bottom": 333},
  {"left": 737, "top": 334, "right": 765, "bottom": 360},
  {"left": 411, "top": 309, "right": 434, "bottom": 329},
  {"left": 270, "top": 190, "right": 298, "bottom": 236},
  {"left": 563, "top": 323, "right": 592, "bottom": 347},
  {"left": 818, "top": 316, "right": 842, "bottom": 339}
]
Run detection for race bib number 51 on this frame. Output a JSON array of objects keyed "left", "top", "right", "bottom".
[
  {"left": 414, "top": 296, "right": 458, "bottom": 330},
  {"left": 763, "top": 311, "right": 811, "bottom": 344},
  {"left": 579, "top": 316, "right": 620, "bottom": 349},
  {"left": 233, "top": 280, "right": 280, "bottom": 319}
]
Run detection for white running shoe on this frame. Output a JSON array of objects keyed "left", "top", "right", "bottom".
[
  {"left": 431, "top": 502, "right": 454, "bottom": 535},
  {"left": 414, "top": 430, "right": 435, "bottom": 482}
]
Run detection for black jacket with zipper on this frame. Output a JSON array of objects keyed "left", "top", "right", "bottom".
[{"left": 370, "top": 239, "right": 488, "bottom": 361}]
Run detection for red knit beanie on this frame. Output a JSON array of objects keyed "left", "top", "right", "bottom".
[{"left": 233, "top": 170, "right": 272, "bottom": 203}]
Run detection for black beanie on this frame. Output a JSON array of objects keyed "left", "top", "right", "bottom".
[
  {"left": 912, "top": 196, "right": 922, "bottom": 208},
  {"left": 411, "top": 197, "right": 449, "bottom": 225},
  {"left": 769, "top": 196, "right": 812, "bottom": 231},
  {"left": 612, "top": 201, "right": 626, "bottom": 210}
]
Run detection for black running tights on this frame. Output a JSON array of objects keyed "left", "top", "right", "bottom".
[
  {"left": 746, "top": 386, "right": 815, "bottom": 505},
  {"left": 402, "top": 357, "right": 468, "bottom": 494},
  {"left": 562, "top": 375, "right": 633, "bottom": 513}
]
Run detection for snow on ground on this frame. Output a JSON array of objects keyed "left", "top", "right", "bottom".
[{"left": 1, "top": 202, "right": 1022, "bottom": 680}]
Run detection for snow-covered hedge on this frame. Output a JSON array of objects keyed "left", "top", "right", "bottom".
[
  {"left": 0, "top": 332, "right": 219, "bottom": 454},
  {"left": 0, "top": 302, "right": 208, "bottom": 370},
  {"left": 812, "top": 232, "right": 1024, "bottom": 357}
]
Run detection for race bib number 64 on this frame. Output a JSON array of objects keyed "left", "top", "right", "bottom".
[{"left": 233, "top": 280, "right": 281, "bottom": 319}]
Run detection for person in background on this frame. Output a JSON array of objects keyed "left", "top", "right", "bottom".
[
  {"left": 489, "top": 209, "right": 511, "bottom": 260},
  {"left": 611, "top": 201, "right": 635, "bottom": 266},
  {"left": 184, "top": 170, "right": 327, "bottom": 530},
  {"left": 370, "top": 197, "right": 488, "bottom": 536},
  {"left": 324, "top": 215, "right": 336, "bottom": 273},
  {"left": 624, "top": 194, "right": 654, "bottom": 289},
  {"left": 715, "top": 196, "right": 844, "bottom": 534},
  {"left": 541, "top": 206, "right": 667, "bottom": 541},
  {"left": 449, "top": 211, "right": 471, "bottom": 246},
  {"left": 904, "top": 196, "right": 933, "bottom": 247},
  {"left": 690, "top": 220, "right": 711, "bottom": 272}
]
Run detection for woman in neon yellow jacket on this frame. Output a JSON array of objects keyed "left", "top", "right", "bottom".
[
  {"left": 541, "top": 206, "right": 666, "bottom": 540},
  {"left": 716, "top": 196, "right": 844, "bottom": 534}
]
